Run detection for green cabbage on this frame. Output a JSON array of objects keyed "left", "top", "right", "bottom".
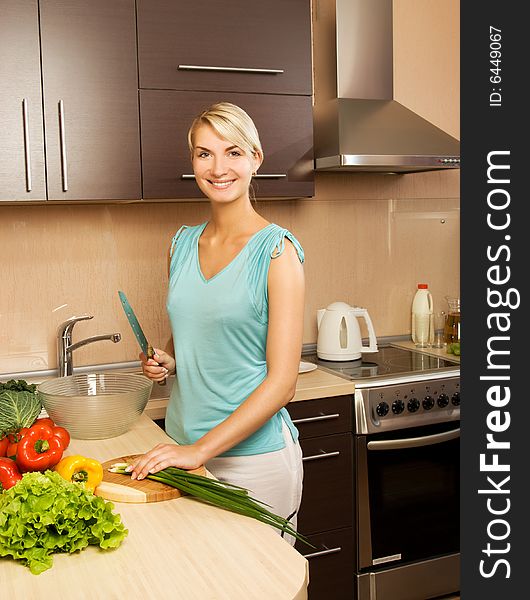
[
  {"left": 0, "top": 470, "right": 128, "bottom": 574},
  {"left": 0, "top": 389, "right": 42, "bottom": 436}
]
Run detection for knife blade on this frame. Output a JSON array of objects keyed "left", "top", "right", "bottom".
[{"left": 118, "top": 290, "right": 166, "bottom": 385}]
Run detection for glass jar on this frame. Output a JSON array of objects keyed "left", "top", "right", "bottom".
[{"left": 443, "top": 296, "right": 460, "bottom": 345}]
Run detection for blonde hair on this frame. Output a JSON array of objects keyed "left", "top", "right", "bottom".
[{"left": 187, "top": 102, "right": 263, "bottom": 162}]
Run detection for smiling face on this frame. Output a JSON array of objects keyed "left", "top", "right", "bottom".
[{"left": 191, "top": 124, "right": 261, "bottom": 205}]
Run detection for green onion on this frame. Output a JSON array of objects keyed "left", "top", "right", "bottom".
[{"left": 110, "top": 463, "right": 313, "bottom": 547}]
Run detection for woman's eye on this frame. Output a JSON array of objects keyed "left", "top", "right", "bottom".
[
  {"left": 198, "top": 151, "right": 210, "bottom": 158},
  {"left": 229, "top": 150, "right": 242, "bottom": 157}
]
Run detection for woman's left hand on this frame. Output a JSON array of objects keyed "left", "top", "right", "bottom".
[{"left": 128, "top": 443, "right": 205, "bottom": 480}]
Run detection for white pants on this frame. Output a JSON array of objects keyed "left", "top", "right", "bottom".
[{"left": 206, "top": 420, "right": 304, "bottom": 546}]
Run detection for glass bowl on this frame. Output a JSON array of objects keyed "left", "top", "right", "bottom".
[{"left": 37, "top": 372, "right": 153, "bottom": 440}]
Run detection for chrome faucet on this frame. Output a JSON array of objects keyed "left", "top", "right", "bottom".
[{"left": 57, "top": 315, "right": 121, "bottom": 377}]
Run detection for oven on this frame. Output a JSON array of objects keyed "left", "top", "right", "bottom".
[{"left": 304, "top": 345, "right": 460, "bottom": 600}]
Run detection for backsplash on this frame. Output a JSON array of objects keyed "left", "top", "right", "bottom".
[{"left": 0, "top": 170, "right": 459, "bottom": 376}]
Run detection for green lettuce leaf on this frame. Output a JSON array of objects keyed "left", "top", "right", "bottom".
[
  {"left": 0, "top": 471, "right": 128, "bottom": 574},
  {"left": 0, "top": 389, "right": 42, "bottom": 435}
]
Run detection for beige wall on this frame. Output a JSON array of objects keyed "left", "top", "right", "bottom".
[{"left": 0, "top": 0, "right": 459, "bottom": 375}]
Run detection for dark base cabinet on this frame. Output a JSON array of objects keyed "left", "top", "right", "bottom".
[
  {"left": 287, "top": 396, "right": 355, "bottom": 600},
  {"left": 153, "top": 418, "right": 165, "bottom": 431},
  {"left": 295, "top": 528, "right": 354, "bottom": 600},
  {"left": 297, "top": 433, "right": 353, "bottom": 534},
  {"left": 140, "top": 90, "right": 314, "bottom": 200}
]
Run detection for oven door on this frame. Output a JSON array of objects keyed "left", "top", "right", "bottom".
[{"left": 356, "top": 421, "right": 460, "bottom": 570}]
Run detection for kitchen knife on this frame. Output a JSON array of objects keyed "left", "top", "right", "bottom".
[{"left": 118, "top": 290, "right": 166, "bottom": 386}]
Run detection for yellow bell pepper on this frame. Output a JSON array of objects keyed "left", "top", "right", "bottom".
[{"left": 54, "top": 455, "right": 104, "bottom": 491}]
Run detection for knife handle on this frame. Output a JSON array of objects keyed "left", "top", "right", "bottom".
[{"left": 147, "top": 345, "right": 167, "bottom": 386}]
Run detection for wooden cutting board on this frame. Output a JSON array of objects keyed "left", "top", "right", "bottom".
[{"left": 94, "top": 454, "right": 206, "bottom": 503}]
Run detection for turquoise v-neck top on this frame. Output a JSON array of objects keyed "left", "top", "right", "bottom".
[{"left": 165, "top": 222, "right": 305, "bottom": 457}]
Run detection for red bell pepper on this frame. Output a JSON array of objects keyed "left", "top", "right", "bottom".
[
  {"left": 35, "top": 417, "right": 55, "bottom": 428},
  {"left": 16, "top": 422, "right": 64, "bottom": 472},
  {"left": 35, "top": 418, "right": 71, "bottom": 450},
  {"left": 51, "top": 425, "right": 70, "bottom": 450},
  {"left": 0, "top": 457, "right": 22, "bottom": 490}
]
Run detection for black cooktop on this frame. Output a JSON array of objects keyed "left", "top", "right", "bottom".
[{"left": 303, "top": 345, "right": 459, "bottom": 383}]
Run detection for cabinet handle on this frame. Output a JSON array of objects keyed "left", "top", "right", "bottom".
[
  {"left": 58, "top": 100, "right": 68, "bottom": 192},
  {"left": 252, "top": 174, "right": 287, "bottom": 179},
  {"left": 292, "top": 413, "right": 340, "bottom": 425},
  {"left": 22, "top": 98, "right": 32, "bottom": 192},
  {"left": 302, "top": 450, "right": 340, "bottom": 462},
  {"left": 178, "top": 64, "right": 284, "bottom": 74},
  {"left": 180, "top": 173, "right": 287, "bottom": 180},
  {"left": 303, "top": 546, "right": 342, "bottom": 559}
]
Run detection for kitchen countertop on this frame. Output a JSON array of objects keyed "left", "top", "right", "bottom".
[
  {"left": 146, "top": 366, "right": 356, "bottom": 420},
  {"left": 291, "top": 366, "right": 355, "bottom": 401},
  {"left": 0, "top": 415, "right": 309, "bottom": 600}
]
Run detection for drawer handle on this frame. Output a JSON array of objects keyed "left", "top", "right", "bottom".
[
  {"left": 181, "top": 173, "right": 287, "bottom": 180},
  {"left": 292, "top": 413, "right": 340, "bottom": 425},
  {"left": 302, "top": 451, "right": 340, "bottom": 462},
  {"left": 303, "top": 546, "right": 342, "bottom": 559},
  {"left": 178, "top": 64, "right": 284, "bottom": 74},
  {"left": 22, "top": 98, "right": 32, "bottom": 192}
]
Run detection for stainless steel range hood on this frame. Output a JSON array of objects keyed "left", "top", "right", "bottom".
[{"left": 314, "top": 0, "right": 460, "bottom": 174}]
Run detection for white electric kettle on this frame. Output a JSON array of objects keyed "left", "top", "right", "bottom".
[{"left": 317, "top": 302, "right": 378, "bottom": 361}]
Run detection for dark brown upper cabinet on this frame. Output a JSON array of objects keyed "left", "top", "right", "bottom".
[
  {"left": 1, "top": 0, "right": 46, "bottom": 201},
  {"left": 140, "top": 90, "right": 314, "bottom": 199},
  {"left": 136, "top": 0, "right": 312, "bottom": 96},
  {"left": 0, "top": 0, "right": 141, "bottom": 202}
]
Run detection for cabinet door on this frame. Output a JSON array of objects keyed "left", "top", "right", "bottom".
[
  {"left": 295, "top": 528, "right": 355, "bottom": 600},
  {"left": 297, "top": 433, "right": 354, "bottom": 535},
  {"left": 0, "top": 0, "right": 46, "bottom": 201},
  {"left": 140, "top": 90, "right": 314, "bottom": 199},
  {"left": 39, "top": 0, "right": 141, "bottom": 201},
  {"left": 137, "top": 0, "right": 312, "bottom": 96}
]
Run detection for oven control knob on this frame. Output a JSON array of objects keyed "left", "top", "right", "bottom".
[
  {"left": 392, "top": 399, "right": 405, "bottom": 414},
  {"left": 376, "top": 401, "right": 390, "bottom": 417},
  {"left": 422, "top": 395, "right": 435, "bottom": 410},
  {"left": 437, "top": 394, "right": 450, "bottom": 408},
  {"left": 451, "top": 392, "right": 461, "bottom": 406},
  {"left": 407, "top": 397, "right": 420, "bottom": 413}
]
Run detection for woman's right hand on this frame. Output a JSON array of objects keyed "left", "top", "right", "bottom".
[{"left": 140, "top": 348, "right": 176, "bottom": 383}]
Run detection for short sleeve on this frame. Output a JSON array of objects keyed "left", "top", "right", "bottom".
[
  {"left": 169, "top": 225, "right": 188, "bottom": 258},
  {"left": 270, "top": 230, "right": 304, "bottom": 264},
  {"left": 247, "top": 225, "right": 304, "bottom": 320},
  {"left": 168, "top": 225, "right": 190, "bottom": 279}
]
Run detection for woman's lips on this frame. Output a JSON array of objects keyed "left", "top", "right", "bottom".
[{"left": 208, "top": 179, "right": 236, "bottom": 190}]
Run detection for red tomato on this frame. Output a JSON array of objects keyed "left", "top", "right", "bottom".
[
  {"left": 0, "top": 436, "right": 9, "bottom": 457},
  {"left": 6, "top": 427, "right": 29, "bottom": 459},
  {"left": 36, "top": 417, "right": 55, "bottom": 428}
]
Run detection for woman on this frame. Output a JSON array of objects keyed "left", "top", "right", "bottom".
[{"left": 129, "top": 102, "right": 305, "bottom": 543}]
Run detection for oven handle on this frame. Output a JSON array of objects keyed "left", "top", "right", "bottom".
[{"left": 367, "top": 427, "right": 460, "bottom": 451}]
